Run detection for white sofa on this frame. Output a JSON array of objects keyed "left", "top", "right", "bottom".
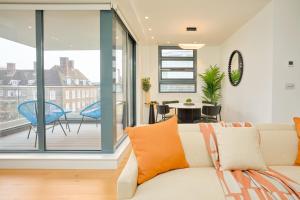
[{"left": 117, "top": 124, "right": 300, "bottom": 200}]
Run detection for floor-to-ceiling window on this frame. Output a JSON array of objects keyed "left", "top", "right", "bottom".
[
  {"left": 0, "top": 11, "right": 38, "bottom": 150},
  {"left": 44, "top": 11, "right": 101, "bottom": 150},
  {"left": 0, "top": 9, "right": 135, "bottom": 153},
  {"left": 127, "top": 37, "right": 135, "bottom": 127},
  {"left": 114, "top": 16, "right": 135, "bottom": 146}
]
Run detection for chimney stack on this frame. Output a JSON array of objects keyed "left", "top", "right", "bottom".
[
  {"left": 60, "top": 57, "right": 69, "bottom": 75},
  {"left": 68, "top": 60, "right": 74, "bottom": 70},
  {"left": 7, "top": 63, "right": 16, "bottom": 75}
]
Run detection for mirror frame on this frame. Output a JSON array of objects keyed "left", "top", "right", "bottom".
[{"left": 228, "top": 50, "right": 243, "bottom": 86}]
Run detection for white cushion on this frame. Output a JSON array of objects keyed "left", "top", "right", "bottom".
[
  {"left": 130, "top": 168, "right": 225, "bottom": 200},
  {"left": 257, "top": 124, "right": 298, "bottom": 166},
  {"left": 178, "top": 124, "right": 213, "bottom": 167},
  {"left": 217, "top": 127, "right": 266, "bottom": 170}
]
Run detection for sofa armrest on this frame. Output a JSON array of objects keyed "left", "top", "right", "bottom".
[{"left": 117, "top": 151, "right": 138, "bottom": 200}]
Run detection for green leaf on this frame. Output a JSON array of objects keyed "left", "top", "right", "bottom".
[{"left": 198, "top": 65, "right": 225, "bottom": 104}]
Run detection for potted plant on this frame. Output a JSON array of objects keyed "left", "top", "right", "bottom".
[
  {"left": 141, "top": 77, "right": 151, "bottom": 104},
  {"left": 199, "top": 65, "right": 225, "bottom": 105},
  {"left": 184, "top": 98, "right": 194, "bottom": 105},
  {"left": 142, "top": 77, "right": 151, "bottom": 92}
]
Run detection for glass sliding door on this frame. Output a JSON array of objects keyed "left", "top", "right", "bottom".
[
  {"left": 0, "top": 11, "right": 38, "bottom": 150},
  {"left": 127, "top": 36, "right": 135, "bottom": 127},
  {"left": 43, "top": 11, "right": 101, "bottom": 150},
  {"left": 115, "top": 21, "right": 128, "bottom": 143},
  {"left": 114, "top": 17, "right": 136, "bottom": 145}
]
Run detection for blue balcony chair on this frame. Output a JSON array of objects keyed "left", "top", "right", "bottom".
[
  {"left": 77, "top": 101, "right": 101, "bottom": 134},
  {"left": 18, "top": 100, "right": 67, "bottom": 147}
]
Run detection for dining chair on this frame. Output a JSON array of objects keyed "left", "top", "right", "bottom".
[
  {"left": 201, "top": 105, "right": 222, "bottom": 122},
  {"left": 156, "top": 104, "right": 172, "bottom": 122},
  {"left": 162, "top": 100, "right": 179, "bottom": 114}
]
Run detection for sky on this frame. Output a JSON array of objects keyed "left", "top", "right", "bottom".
[{"left": 0, "top": 37, "right": 102, "bottom": 82}]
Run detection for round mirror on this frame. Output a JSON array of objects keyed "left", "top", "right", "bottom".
[{"left": 228, "top": 50, "right": 243, "bottom": 86}]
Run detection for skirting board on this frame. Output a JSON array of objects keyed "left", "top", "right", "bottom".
[{"left": 0, "top": 137, "right": 130, "bottom": 170}]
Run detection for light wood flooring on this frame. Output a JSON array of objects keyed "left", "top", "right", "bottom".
[{"left": 0, "top": 146, "right": 131, "bottom": 200}]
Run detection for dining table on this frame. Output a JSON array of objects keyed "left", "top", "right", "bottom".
[{"left": 167, "top": 102, "right": 202, "bottom": 123}]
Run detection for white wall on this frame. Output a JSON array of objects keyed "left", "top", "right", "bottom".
[
  {"left": 136, "top": 45, "right": 221, "bottom": 123},
  {"left": 272, "top": 0, "right": 300, "bottom": 122},
  {"left": 220, "top": 2, "right": 274, "bottom": 123},
  {"left": 136, "top": 0, "right": 300, "bottom": 124}
]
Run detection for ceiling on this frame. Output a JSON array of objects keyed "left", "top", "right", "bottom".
[
  {"left": 0, "top": 11, "right": 100, "bottom": 50},
  {"left": 116, "top": 0, "right": 271, "bottom": 45}
]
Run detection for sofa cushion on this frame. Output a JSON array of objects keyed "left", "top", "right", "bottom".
[
  {"left": 130, "top": 168, "right": 225, "bottom": 200},
  {"left": 257, "top": 124, "right": 298, "bottom": 166},
  {"left": 178, "top": 124, "right": 213, "bottom": 167},
  {"left": 126, "top": 117, "right": 189, "bottom": 184},
  {"left": 217, "top": 127, "right": 266, "bottom": 171},
  {"left": 293, "top": 117, "right": 300, "bottom": 165},
  {"left": 270, "top": 166, "right": 300, "bottom": 184}
]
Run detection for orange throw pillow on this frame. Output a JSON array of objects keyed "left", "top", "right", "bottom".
[
  {"left": 293, "top": 117, "right": 300, "bottom": 165},
  {"left": 126, "top": 116, "right": 189, "bottom": 184}
]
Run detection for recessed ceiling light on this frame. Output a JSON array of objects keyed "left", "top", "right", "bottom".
[
  {"left": 151, "top": 36, "right": 155, "bottom": 39},
  {"left": 148, "top": 28, "right": 152, "bottom": 31},
  {"left": 145, "top": 16, "right": 149, "bottom": 20},
  {"left": 167, "top": 41, "right": 170, "bottom": 44},
  {"left": 27, "top": 25, "right": 32, "bottom": 29}
]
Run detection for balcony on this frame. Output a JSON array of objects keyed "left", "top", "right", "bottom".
[{"left": 0, "top": 87, "right": 125, "bottom": 151}]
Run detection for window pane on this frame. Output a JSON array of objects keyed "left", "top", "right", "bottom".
[
  {"left": 160, "top": 84, "right": 195, "bottom": 93},
  {"left": 115, "top": 21, "right": 127, "bottom": 144},
  {"left": 127, "top": 37, "right": 134, "bottom": 127},
  {"left": 44, "top": 11, "right": 100, "bottom": 150},
  {"left": 161, "top": 71, "right": 194, "bottom": 79},
  {"left": 161, "top": 49, "right": 193, "bottom": 57},
  {"left": 0, "top": 11, "right": 38, "bottom": 150},
  {"left": 162, "top": 60, "right": 193, "bottom": 68}
]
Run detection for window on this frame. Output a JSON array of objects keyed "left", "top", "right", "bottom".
[
  {"left": 44, "top": 10, "right": 101, "bottom": 150},
  {"left": 7, "top": 90, "right": 16, "bottom": 97},
  {"left": 66, "top": 78, "right": 72, "bottom": 85},
  {"left": 72, "top": 102, "right": 76, "bottom": 111},
  {"left": 0, "top": 10, "right": 37, "bottom": 150},
  {"left": 65, "top": 90, "right": 70, "bottom": 100},
  {"left": 72, "top": 90, "right": 76, "bottom": 99},
  {"left": 0, "top": 9, "right": 135, "bottom": 153},
  {"left": 66, "top": 103, "right": 70, "bottom": 110},
  {"left": 49, "top": 90, "right": 56, "bottom": 100},
  {"left": 10, "top": 80, "right": 20, "bottom": 86},
  {"left": 159, "top": 46, "right": 197, "bottom": 93}
]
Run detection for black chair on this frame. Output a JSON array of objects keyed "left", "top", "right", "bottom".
[
  {"left": 201, "top": 105, "right": 222, "bottom": 122},
  {"left": 156, "top": 105, "right": 172, "bottom": 122},
  {"left": 162, "top": 100, "right": 179, "bottom": 114}
]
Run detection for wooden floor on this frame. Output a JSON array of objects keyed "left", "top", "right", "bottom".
[{"left": 0, "top": 147, "right": 131, "bottom": 200}]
